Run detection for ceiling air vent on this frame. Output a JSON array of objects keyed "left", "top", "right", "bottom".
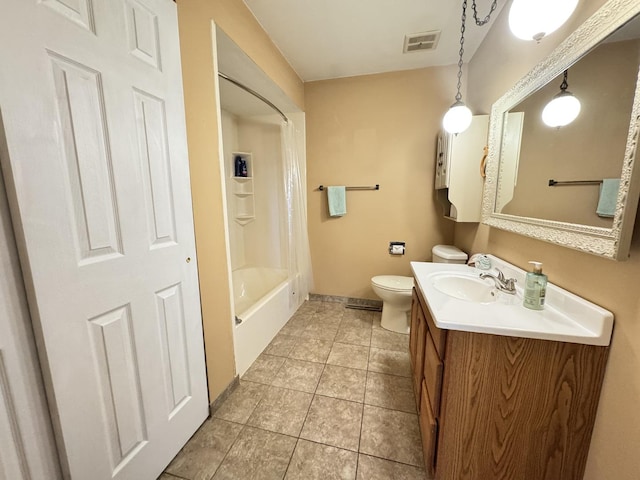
[{"left": 403, "top": 30, "right": 441, "bottom": 53}]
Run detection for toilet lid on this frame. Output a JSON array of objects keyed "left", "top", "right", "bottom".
[
  {"left": 372, "top": 275, "right": 414, "bottom": 292},
  {"left": 432, "top": 244, "right": 468, "bottom": 261}
]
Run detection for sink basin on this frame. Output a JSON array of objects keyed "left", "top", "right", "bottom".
[
  {"left": 411, "top": 258, "right": 614, "bottom": 346},
  {"left": 432, "top": 274, "right": 497, "bottom": 303}
]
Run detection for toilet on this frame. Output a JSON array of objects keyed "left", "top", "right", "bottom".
[
  {"left": 371, "top": 245, "right": 468, "bottom": 334},
  {"left": 371, "top": 275, "right": 414, "bottom": 334}
]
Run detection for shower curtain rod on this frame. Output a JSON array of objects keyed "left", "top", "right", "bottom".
[{"left": 218, "top": 72, "right": 289, "bottom": 124}]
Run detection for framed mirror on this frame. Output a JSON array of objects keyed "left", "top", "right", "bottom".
[{"left": 482, "top": 0, "right": 640, "bottom": 260}]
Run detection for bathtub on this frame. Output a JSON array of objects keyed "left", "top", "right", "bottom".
[{"left": 232, "top": 267, "right": 299, "bottom": 375}]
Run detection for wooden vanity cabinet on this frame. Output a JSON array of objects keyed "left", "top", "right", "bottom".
[{"left": 410, "top": 285, "right": 610, "bottom": 480}]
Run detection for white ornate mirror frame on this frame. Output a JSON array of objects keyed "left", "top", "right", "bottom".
[{"left": 482, "top": 0, "right": 640, "bottom": 260}]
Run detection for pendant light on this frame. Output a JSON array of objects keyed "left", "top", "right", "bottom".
[
  {"left": 509, "top": 0, "right": 579, "bottom": 42},
  {"left": 443, "top": 0, "right": 498, "bottom": 134},
  {"left": 542, "top": 70, "right": 581, "bottom": 127},
  {"left": 443, "top": 101, "right": 473, "bottom": 134}
]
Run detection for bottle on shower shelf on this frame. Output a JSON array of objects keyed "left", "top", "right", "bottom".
[
  {"left": 240, "top": 158, "right": 248, "bottom": 177},
  {"left": 234, "top": 155, "right": 242, "bottom": 177}
]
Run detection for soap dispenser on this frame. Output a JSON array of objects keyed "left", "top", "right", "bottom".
[{"left": 523, "top": 261, "right": 547, "bottom": 310}]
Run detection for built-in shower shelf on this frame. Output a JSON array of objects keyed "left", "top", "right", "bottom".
[
  {"left": 234, "top": 214, "right": 255, "bottom": 225},
  {"left": 232, "top": 181, "right": 254, "bottom": 196},
  {"left": 232, "top": 152, "right": 255, "bottom": 225}
]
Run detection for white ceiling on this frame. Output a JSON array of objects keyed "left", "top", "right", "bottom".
[{"left": 244, "top": 0, "right": 506, "bottom": 82}]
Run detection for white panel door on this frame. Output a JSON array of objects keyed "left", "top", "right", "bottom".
[
  {"left": 0, "top": 174, "right": 61, "bottom": 480},
  {"left": 0, "top": 1, "right": 208, "bottom": 479}
]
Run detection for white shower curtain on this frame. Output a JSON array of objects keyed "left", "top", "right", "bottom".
[{"left": 281, "top": 119, "right": 313, "bottom": 305}]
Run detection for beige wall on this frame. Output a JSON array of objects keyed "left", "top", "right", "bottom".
[
  {"left": 305, "top": 68, "right": 456, "bottom": 299},
  {"left": 460, "top": 1, "right": 640, "bottom": 478},
  {"left": 176, "top": 0, "right": 303, "bottom": 401}
]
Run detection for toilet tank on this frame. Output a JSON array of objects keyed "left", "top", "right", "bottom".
[{"left": 432, "top": 244, "right": 468, "bottom": 264}]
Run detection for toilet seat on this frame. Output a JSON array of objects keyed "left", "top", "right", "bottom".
[{"left": 371, "top": 275, "right": 413, "bottom": 292}]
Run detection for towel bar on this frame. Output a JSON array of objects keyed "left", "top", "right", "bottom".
[
  {"left": 318, "top": 184, "right": 380, "bottom": 191},
  {"left": 548, "top": 179, "right": 603, "bottom": 186}
]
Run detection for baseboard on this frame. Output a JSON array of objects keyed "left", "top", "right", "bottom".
[
  {"left": 308, "top": 293, "right": 382, "bottom": 310},
  {"left": 209, "top": 375, "right": 240, "bottom": 416},
  {"left": 309, "top": 293, "right": 347, "bottom": 303}
]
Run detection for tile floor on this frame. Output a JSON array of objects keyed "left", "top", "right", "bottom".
[{"left": 160, "top": 299, "right": 428, "bottom": 480}]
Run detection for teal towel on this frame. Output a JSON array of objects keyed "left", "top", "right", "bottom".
[
  {"left": 596, "top": 178, "right": 620, "bottom": 218},
  {"left": 327, "top": 186, "right": 347, "bottom": 217}
]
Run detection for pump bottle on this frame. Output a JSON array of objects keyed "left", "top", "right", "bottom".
[{"left": 523, "top": 261, "right": 547, "bottom": 310}]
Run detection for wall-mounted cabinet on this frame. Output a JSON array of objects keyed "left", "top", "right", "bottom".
[
  {"left": 435, "top": 115, "right": 489, "bottom": 222},
  {"left": 231, "top": 152, "right": 255, "bottom": 225}
]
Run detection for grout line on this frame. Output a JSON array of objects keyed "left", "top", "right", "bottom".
[
  {"left": 205, "top": 424, "right": 246, "bottom": 480},
  {"left": 355, "top": 369, "right": 369, "bottom": 479},
  {"left": 238, "top": 423, "right": 304, "bottom": 441},
  {"left": 356, "top": 328, "right": 373, "bottom": 479},
  {"left": 360, "top": 401, "right": 418, "bottom": 416},
  {"left": 211, "top": 417, "right": 245, "bottom": 428},
  {"left": 161, "top": 472, "right": 190, "bottom": 480},
  {"left": 295, "top": 302, "right": 333, "bottom": 442},
  {"left": 283, "top": 437, "right": 301, "bottom": 477},
  {"left": 297, "top": 361, "right": 325, "bottom": 438},
  {"left": 295, "top": 436, "right": 358, "bottom": 453},
  {"left": 358, "top": 451, "right": 427, "bottom": 471},
  {"left": 366, "top": 369, "right": 411, "bottom": 379},
  {"left": 313, "top": 391, "right": 364, "bottom": 406}
]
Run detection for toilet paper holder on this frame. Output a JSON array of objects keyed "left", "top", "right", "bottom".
[{"left": 389, "top": 241, "right": 405, "bottom": 255}]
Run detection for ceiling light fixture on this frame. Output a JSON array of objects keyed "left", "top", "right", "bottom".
[
  {"left": 509, "top": 0, "right": 579, "bottom": 42},
  {"left": 542, "top": 70, "right": 581, "bottom": 127},
  {"left": 443, "top": 0, "right": 498, "bottom": 135}
]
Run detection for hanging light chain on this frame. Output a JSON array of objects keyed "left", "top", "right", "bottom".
[
  {"left": 471, "top": 0, "right": 498, "bottom": 26},
  {"left": 445, "top": 0, "right": 496, "bottom": 133},
  {"left": 455, "top": 0, "right": 497, "bottom": 102},
  {"left": 560, "top": 70, "right": 569, "bottom": 92},
  {"left": 455, "top": 0, "right": 468, "bottom": 102}
]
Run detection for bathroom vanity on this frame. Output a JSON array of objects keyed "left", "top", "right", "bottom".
[{"left": 410, "top": 258, "right": 612, "bottom": 480}]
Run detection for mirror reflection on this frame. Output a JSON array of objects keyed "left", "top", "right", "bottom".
[{"left": 495, "top": 13, "right": 640, "bottom": 228}]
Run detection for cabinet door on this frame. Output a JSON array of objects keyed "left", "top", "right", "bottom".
[
  {"left": 424, "top": 331, "right": 444, "bottom": 418},
  {"left": 413, "top": 307, "right": 427, "bottom": 410},
  {"left": 419, "top": 381, "right": 438, "bottom": 477},
  {"left": 425, "top": 306, "right": 447, "bottom": 358},
  {"left": 409, "top": 290, "right": 419, "bottom": 369}
]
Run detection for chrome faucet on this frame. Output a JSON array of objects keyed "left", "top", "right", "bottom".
[{"left": 479, "top": 268, "right": 517, "bottom": 294}]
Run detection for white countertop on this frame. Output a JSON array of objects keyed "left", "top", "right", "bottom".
[{"left": 410, "top": 255, "right": 614, "bottom": 346}]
